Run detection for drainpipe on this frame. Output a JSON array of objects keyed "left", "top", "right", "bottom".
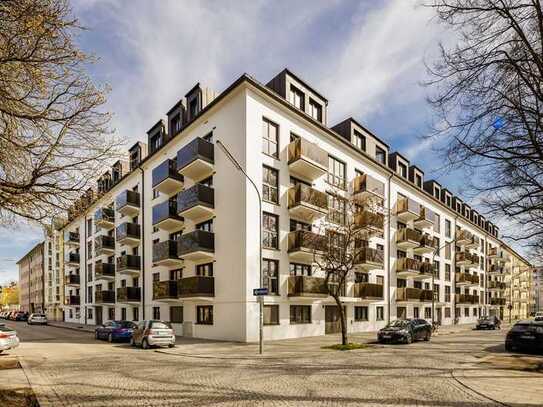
[
  {"left": 386, "top": 172, "right": 393, "bottom": 325},
  {"left": 139, "top": 167, "right": 145, "bottom": 320},
  {"left": 452, "top": 215, "right": 458, "bottom": 323},
  {"left": 84, "top": 214, "right": 87, "bottom": 325}
]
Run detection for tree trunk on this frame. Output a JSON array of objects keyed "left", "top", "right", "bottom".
[{"left": 333, "top": 294, "right": 348, "bottom": 345}]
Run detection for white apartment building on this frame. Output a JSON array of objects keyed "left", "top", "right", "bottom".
[
  {"left": 60, "top": 69, "right": 532, "bottom": 341},
  {"left": 44, "top": 220, "right": 64, "bottom": 321}
]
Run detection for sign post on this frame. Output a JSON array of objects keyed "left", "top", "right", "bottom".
[{"left": 253, "top": 287, "right": 268, "bottom": 354}]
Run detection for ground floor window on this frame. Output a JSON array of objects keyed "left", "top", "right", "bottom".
[
  {"left": 69, "top": 309, "right": 73, "bottom": 319},
  {"left": 263, "top": 304, "right": 279, "bottom": 325},
  {"left": 133, "top": 307, "right": 139, "bottom": 321},
  {"left": 397, "top": 306, "right": 407, "bottom": 320},
  {"left": 445, "top": 307, "right": 451, "bottom": 318},
  {"left": 87, "top": 308, "right": 93, "bottom": 320},
  {"left": 290, "top": 305, "right": 311, "bottom": 324},
  {"left": 464, "top": 308, "right": 470, "bottom": 317},
  {"left": 376, "top": 306, "right": 384, "bottom": 321},
  {"left": 413, "top": 307, "right": 419, "bottom": 319},
  {"left": 108, "top": 307, "right": 115, "bottom": 321},
  {"left": 424, "top": 307, "right": 431, "bottom": 319},
  {"left": 455, "top": 308, "right": 460, "bottom": 318},
  {"left": 263, "top": 259, "right": 279, "bottom": 295},
  {"left": 354, "top": 306, "right": 368, "bottom": 321},
  {"left": 170, "top": 306, "right": 183, "bottom": 323},
  {"left": 121, "top": 307, "right": 126, "bottom": 320},
  {"left": 197, "top": 305, "right": 213, "bottom": 325},
  {"left": 153, "top": 306, "right": 160, "bottom": 320}
]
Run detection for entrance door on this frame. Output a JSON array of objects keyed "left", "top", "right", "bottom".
[
  {"left": 436, "top": 307, "right": 442, "bottom": 324},
  {"left": 325, "top": 306, "right": 342, "bottom": 334},
  {"left": 95, "top": 306, "right": 103, "bottom": 326}
]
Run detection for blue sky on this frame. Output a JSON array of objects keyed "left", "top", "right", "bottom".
[{"left": 1, "top": 0, "right": 519, "bottom": 285}]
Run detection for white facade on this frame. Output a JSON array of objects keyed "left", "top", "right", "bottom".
[{"left": 60, "top": 69, "right": 532, "bottom": 341}]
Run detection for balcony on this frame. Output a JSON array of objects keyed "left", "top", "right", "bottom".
[
  {"left": 455, "top": 294, "right": 478, "bottom": 305},
  {"left": 116, "top": 190, "right": 140, "bottom": 216},
  {"left": 396, "top": 197, "right": 420, "bottom": 222},
  {"left": 64, "top": 295, "right": 80, "bottom": 306},
  {"left": 353, "top": 283, "right": 383, "bottom": 301},
  {"left": 152, "top": 200, "right": 184, "bottom": 231},
  {"left": 116, "top": 222, "right": 140, "bottom": 247},
  {"left": 396, "top": 228, "right": 421, "bottom": 250},
  {"left": 177, "top": 230, "right": 215, "bottom": 261},
  {"left": 287, "top": 230, "right": 327, "bottom": 263},
  {"left": 413, "top": 233, "right": 436, "bottom": 255},
  {"left": 354, "top": 210, "right": 384, "bottom": 233},
  {"left": 152, "top": 240, "right": 183, "bottom": 267},
  {"left": 455, "top": 251, "right": 476, "bottom": 267},
  {"left": 354, "top": 243, "right": 384, "bottom": 271},
  {"left": 288, "top": 184, "right": 328, "bottom": 222},
  {"left": 176, "top": 137, "right": 214, "bottom": 181},
  {"left": 490, "top": 297, "right": 506, "bottom": 306},
  {"left": 64, "top": 274, "right": 80, "bottom": 286},
  {"left": 116, "top": 254, "right": 141, "bottom": 275},
  {"left": 94, "top": 262, "right": 115, "bottom": 280},
  {"left": 178, "top": 276, "right": 215, "bottom": 299},
  {"left": 64, "top": 231, "right": 80, "bottom": 247},
  {"left": 488, "top": 265, "right": 505, "bottom": 276},
  {"left": 488, "top": 281, "right": 506, "bottom": 291},
  {"left": 94, "top": 207, "right": 115, "bottom": 229},
  {"left": 116, "top": 287, "right": 141, "bottom": 304},
  {"left": 94, "top": 290, "right": 115, "bottom": 304},
  {"left": 456, "top": 272, "right": 479, "bottom": 287},
  {"left": 456, "top": 230, "right": 473, "bottom": 246},
  {"left": 352, "top": 174, "right": 385, "bottom": 202},
  {"left": 65, "top": 252, "right": 80, "bottom": 266},
  {"left": 152, "top": 158, "right": 184, "bottom": 195},
  {"left": 396, "top": 257, "right": 433, "bottom": 280},
  {"left": 287, "top": 137, "right": 328, "bottom": 181},
  {"left": 465, "top": 235, "right": 480, "bottom": 249},
  {"left": 153, "top": 280, "right": 179, "bottom": 302},
  {"left": 177, "top": 184, "right": 214, "bottom": 221},
  {"left": 288, "top": 275, "right": 328, "bottom": 298},
  {"left": 488, "top": 247, "right": 506, "bottom": 263},
  {"left": 396, "top": 287, "right": 433, "bottom": 303},
  {"left": 95, "top": 235, "right": 115, "bottom": 255},
  {"left": 413, "top": 207, "right": 434, "bottom": 229}
]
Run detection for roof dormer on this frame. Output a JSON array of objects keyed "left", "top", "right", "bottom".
[
  {"left": 147, "top": 120, "right": 167, "bottom": 156},
  {"left": 441, "top": 188, "right": 453, "bottom": 208},
  {"left": 408, "top": 165, "right": 424, "bottom": 189},
  {"left": 111, "top": 160, "right": 129, "bottom": 185},
  {"left": 453, "top": 196, "right": 463, "bottom": 214},
  {"left": 167, "top": 98, "right": 186, "bottom": 137},
  {"left": 128, "top": 142, "right": 147, "bottom": 171},
  {"left": 388, "top": 152, "right": 409, "bottom": 179},
  {"left": 266, "top": 68, "right": 328, "bottom": 125},
  {"left": 462, "top": 203, "right": 471, "bottom": 219},
  {"left": 185, "top": 83, "right": 216, "bottom": 123},
  {"left": 424, "top": 180, "right": 442, "bottom": 200}
]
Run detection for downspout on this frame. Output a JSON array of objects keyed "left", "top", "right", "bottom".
[
  {"left": 84, "top": 213, "right": 87, "bottom": 325},
  {"left": 452, "top": 215, "right": 458, "bottom": 323},
  {"left": 139, "top": 167, "right": 145, "bottom": 320},
  {"left": 386, "top": 172, "right": 393, "bottom": 325}
]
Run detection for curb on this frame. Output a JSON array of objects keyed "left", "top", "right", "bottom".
[{"left": 47, "top": 323, "right": 94, "bottom": 333}]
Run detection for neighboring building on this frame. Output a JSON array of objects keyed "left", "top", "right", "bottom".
[
  {"left": 44, "top": 220, "right": 65, "bottom": 321},
  {"left": 17, "top": 242, "right": 45, "bottom": 314},
  {"left": 532, "top": 267, "right": 543, "bottom": 314},
  {"left": 59, "top": 69, "right": 533, "bottom": 341}
]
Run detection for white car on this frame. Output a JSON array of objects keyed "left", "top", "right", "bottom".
[
  {"left": 535, "top": 312, "right": 543, "bottom": 322},
  {"left": 27, "top": 313, "right": 48, "bottom": 325},
  {"left": 0, "top": 325, "right": 19, "bottom": 353}
]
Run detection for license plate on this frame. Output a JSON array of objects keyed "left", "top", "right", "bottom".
[
  {"left": 520, "top": 335, "right": 535, "bottom": 340},
  {"left": 382, "top": 335, "right": 391, "bottom": 339}
]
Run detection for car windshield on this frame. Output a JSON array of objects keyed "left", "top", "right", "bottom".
[
  {"left": 511, "top": 324, "right": 531, "bottom": 332},
  {"left": 386, "top": 320, "right": 409, "bottom": 328},
  {"left": 119, "top": 321, "right": 134, "bottom": 328},
  {"left": 150, "top": 321, "right": 171, "bottom": 329},
  {"left": 33, "top": 314, "right": 45, "bottom": 318},
  {"left": 0, "top": 326, "right": 14, "bottom": 332}
]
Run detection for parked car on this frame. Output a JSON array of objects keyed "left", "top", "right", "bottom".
[
  {"left": 0, "top": 324, "right": 19, "bottom": 354},
  {"left": 505, "top": 320, "right": 543, "bottom": 353},
  {"left": 95, "top": 320, "right": 136, "bottom": 342},
  {"left": 377, "top": 319, "right": 432, "bottom": 344},
  {"left": 476, "top": 316, "right": 501, "bottom": 330},
  {"left": 131, "top": 320, "right": 175, "bottom": 349},
  {"left": 27, "top": 313, "right": 48, "bottom": 325},
  {"left": 534, "top": 312, "right": 543, "bottom": 322},
  {"left": 14, "top": 312, "right": 28, "bottom": 321}
]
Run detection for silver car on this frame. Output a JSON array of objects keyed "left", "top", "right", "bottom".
[
  {"left": 130, "top": 320, "right": 175, "bottom": 349},
  {"left": 0, "top": 324, "right": 19, "bottom": 353},
  {"left": 27, "top": 313, "right": 48, "bottom": 325}
]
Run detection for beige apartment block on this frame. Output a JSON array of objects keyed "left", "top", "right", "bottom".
[{"left": 17, "top": 242, "right": 45, "bottom": 314}]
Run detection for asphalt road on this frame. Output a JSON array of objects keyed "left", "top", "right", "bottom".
[{"left": 2, "top": 320, "right": 542, "bottom": 406}]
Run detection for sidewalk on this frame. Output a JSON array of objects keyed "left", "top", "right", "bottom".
[{"left": 47, "top": 320, "right": 95, "bottom": 333}]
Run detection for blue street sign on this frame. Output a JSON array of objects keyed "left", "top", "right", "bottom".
[
  {"left": 492, "top": 117, "right": 505, "bottom": 129},
  {"left": 253, "top": 288, "right": 268, "bottom": 296}
]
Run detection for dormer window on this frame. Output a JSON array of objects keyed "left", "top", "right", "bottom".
[
  {"left": 308, "top": 98, "right": 322, "bottom": 122},
  {"left": 171, "top": 113, "right": 182, "bottom": 136},
  {"left": 352, "top": 130, "right": 366, "bottom": 151},
  {"left": 398, "top": 162, "right": 407, "bottom": 178},
  {"left": 129, "top": 149, "right": 140, "bottom": 171},
  {"left": 150, "top": 133, "right": 161, "bottom": 153},
  {"left": 446, "top": 195, "right": 451, "bottom": 207},
  {"left": 289, "top": 85, "right": 305, "bottom": 110},
  {"left": 434, "top": 187, "right": 440, "bottom": 198},
  {"left": 189, "top": 98, "right": 198, "bottom": 120},
  {"left": 376, "top": 146, "right": 386, "bottom": 164}
]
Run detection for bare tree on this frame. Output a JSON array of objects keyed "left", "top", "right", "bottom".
[
  {"left": 424, "top": 1, "right": 543, "bottom": 253},
  {"left": 310, "top": 188, "right": 386, "bottom": 346},
  {"left": 0, "top": 0, "right": 120, "bottom": 225}
]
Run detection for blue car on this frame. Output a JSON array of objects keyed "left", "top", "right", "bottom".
[{"left": 95, "top": 320, "right": 136, "bottom": 343}]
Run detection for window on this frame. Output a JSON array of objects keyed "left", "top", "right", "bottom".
[
  {"left": 415, "top": 174, "right": 422, "bottom": 188},
  {"left": 290, "top": 219, "right": 311, "bottom": 232},
  {"left": 133, "top": 307, "right": 139, "bottom": 321},
  {"left": 152, "top": 307, "right": 160, "bottom": 320},
  {"left": 375, "top": 146, "right": 386, "bottom": 164},
  {"left": 413, "top": 307, "right": 419, "bottom": 319},
  {"left": 352, "top": 130, "right": 366, "bottom": 151},
  {"left": 445, "top": 286, "right": 451, "bottom": 302},
  {"left": 203, "top": 131, "right": 214, "bottom": 143},
  {"left": 445, "top": 243, "right": 451, "bottom": 260},
  {"left": 425, "top": 307, "right": 432, "bottom": 319},
  {"left": 196, "top": 219, "right": 213, "bottom": 233},
  {"left": 308, "top": 99, "right": 322, "bottom": 122},
  {"left": 121, "top": 308, "right": 126, "bottom": 320},
  {"left": 290, "top": 305, "right": 311, "bottom": 324},
  {"left": 170, "top": 306, "right": 183, "bottom": 323},
  {"left": 196, "top": 263, "right": 213, "bottom": 277},
  {"left": 262, "top": 118, "right": 279, "bottom": 158},
  {"left": 376, "top": 306, "right": 384, "bottom": 321},
  {"left": 290, "top": 263, "right": 311, "bottom": 276},
  {"left": 150, "top": 133, "right": 161, "bottom": 153},
  {"left": 398, "top": 162, "right": 407, "bottom": 178},
  {"left": 263, "top": 259, "right": 279, "bottom": 295},
  {"left": 445, "top": 219, "right": 451, "bottom": 238},
  {"left": 152, "top": 272, "right": 160, "bottom": 282},
  {"left": 434, "top": 213, "right": 440, "bottom": 233},
  {"left": 153, "top": 189, "right": 159, "bottom": 199},
  {"left": 354, "top": 306, "right": 368, "bottom": 321},
  {"left": 263, "top": 212, "right": 279, "bottom": 249},
  {"left": 328, "top": 156, "right": 346, "bottom": 189},
  {"left": 197, "top": 305, "right": 213, "bottom": 324},
  {"left": 87, "top": 308, "right": 93, "bottom": 320},
  {"left": 263, "top": 166, "right": 279, "bottom": 204},
  {"left": 189, "top": 98, "right": 198, "bottom": 119},
  {"left": 170, "top": 113, "right": 181, "bottom": 135},
  {"left": 397, "top": 307, "right": 407, "bottom": 320},
  {"left": 289, "top": 85, "right": 305, "bottom": 110},
  {"left": 355, "top": 272, "right": 368, "bottom": 283},
  {"left": 445, "top": 264, "right": 451, "bottom": 281},
  {"left": 445, "top": 307, "right": 451, "bottom": 318},
  {"left": 264, "top": 305, "right": 279, "bottom": 325},
  {"left": 464, "top": 308, "right": 469, "bottom": 317},
  {"left": 327, "top": 194, "right": 345, "bottom": 224}
]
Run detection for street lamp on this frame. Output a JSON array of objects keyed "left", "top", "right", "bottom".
[{"left": 216, "top": 140, "right": 264, "bottom": 355}]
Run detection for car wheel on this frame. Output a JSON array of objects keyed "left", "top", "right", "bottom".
[
  {"left": 108, "top": 333, "right": 113, "bottom": 343},
  {"left": 168, "top": 343, "right": 175, "bottom": 348},
  {"left": 142, "top": 339, "right": 150, "bottom": 350},
  {"left": 95, "top": 331, "right": 99, "bottom": 340},
  {"left": 424, "top": 331, "right": 430, "bottom": 341},
  {"left": 405, "top": 334, "right": 412, "bottom": 344}
]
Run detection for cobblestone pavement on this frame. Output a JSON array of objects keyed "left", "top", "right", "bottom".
[{"left": 4, "top": 321, "right": 542, "bottom": 406}]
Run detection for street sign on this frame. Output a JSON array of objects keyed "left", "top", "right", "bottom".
[{"left": 253, "top": 288, "right": 268, "bottom": 296}]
